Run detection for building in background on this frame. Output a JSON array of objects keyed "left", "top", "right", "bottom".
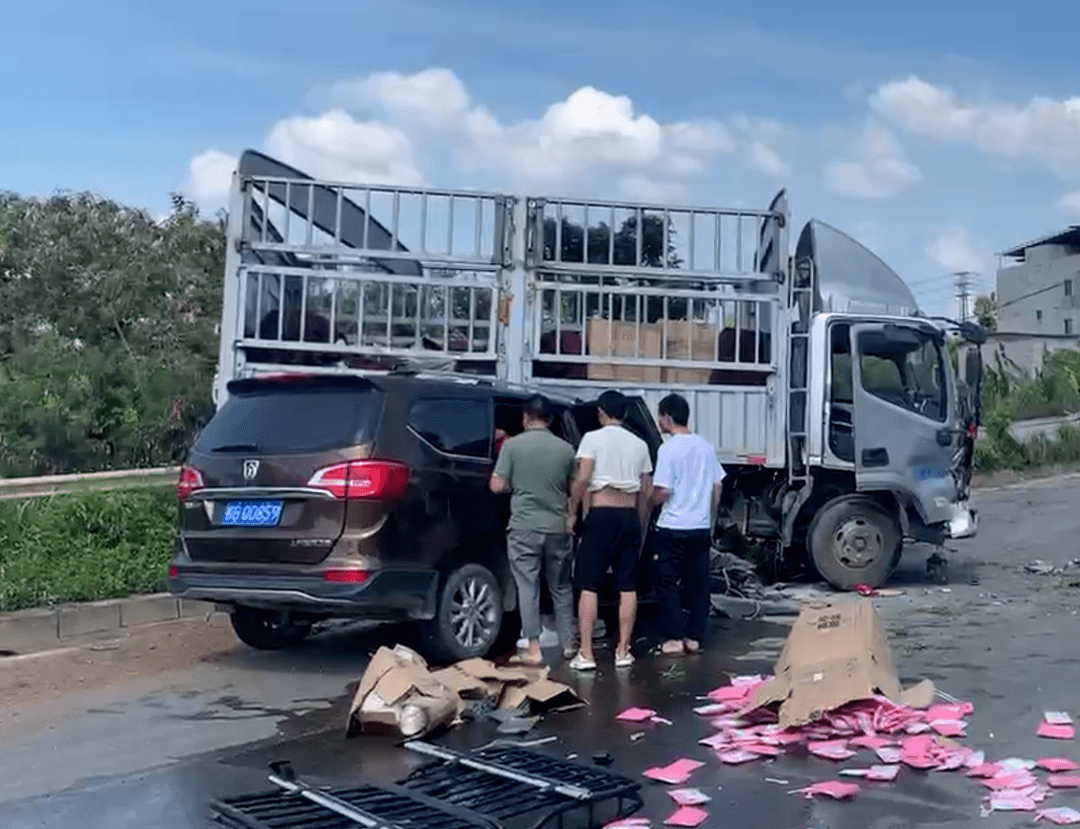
[{"left": 989, "top": 227, "right": 1080, "bottom": 375}]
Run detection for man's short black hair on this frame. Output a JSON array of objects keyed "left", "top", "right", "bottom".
[
  {"left": 597, "top": 390, "right": 628, "bottom": 421},
  {"left": 523, "top": 394, "right": 553, "bottom": 423},
  {"left": 659, "top": 393, "right": 690, "bottom": 427}
]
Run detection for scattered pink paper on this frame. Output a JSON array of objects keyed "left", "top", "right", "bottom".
[
  {"left": 926, "top": 703, "right": 966, "bottom": 721},
  {"left": 745, "top": 743, "right": 782, "bottom": 757},
  {"left": 717, "top": 749, "right": 759, "bottom": 765},
  {"left": 967, "top": 763, "right": 1001, "bottom": 778},
  {"left": 930, "top": 720, "right": 966, "bottom": 737},
  {"left": 605, "top": 819, "right": 650, "bottom": 829},
  {"left": 850, "top": 735, "right": 890, "bottom": 750},
  {"left": 875, "top": 747, "right": 903, "bottom": 764},
  {"left": 1049, "top": 775, "right": 1080, "bottom": 789},
  {"left": 617, "top": 707, "right": 658, "bottom": 723},
  {"left": 867, "top": 764, "right": 901, "bottom": 781},
  {"left": 698, "top": 733, "right": 728, "bottom": 750},
  {"left": 664, "top": 806, "right": 708, "bottom": 827},
  {"left": 982, "top": 772, "right": 1039, "bottom": 791},
  {"left": 669, "top": 788, "right": 711, "bottom": 806},
  {"left": 644, "top": 761, "right": 704, "bottom": 785},
  {"left": 1040, "top": 722, "right": 1077, "bottom": 740},
  {"left": 965, "top": 751, "right": 986, "bottom": 769},
  {"left": 1040, "top": 758, "right": 1080, "bottom": 772},
  {"left": 987, "top": 790, "right": 1037, "bottom": 813},
  {"left": 800, "top": 781, "right": 860, "bottom": 800},
  {"left": 808, "top": 740, "right": 857, "bottom": 760},
  {"left": 1037, "top": 807, "right": 1080, "bottom": 825}
]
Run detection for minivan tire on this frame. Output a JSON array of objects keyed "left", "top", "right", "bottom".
[
  {"left": 230, "top": 607, "right": 312, "bottom": 650},
  {"left": 807, "top": 495, "right": 901, "bottom": 591},
  {"left": 421, "top": 563, "right": 505, "bottom": 664}
]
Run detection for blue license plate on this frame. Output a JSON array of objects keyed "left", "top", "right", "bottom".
[{"left": 222, "top": 500, "right": 284, "bottom": 527}]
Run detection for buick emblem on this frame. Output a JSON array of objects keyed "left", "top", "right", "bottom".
[{"left": 243, "top": 459, "right": 260, "bottom": 481}]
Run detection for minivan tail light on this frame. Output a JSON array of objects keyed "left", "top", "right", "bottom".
[
  {"left": 177, "top": 466, "right": 205, "bottom": 500},
  {"left": 307, "top": 461, "right": 410, "bottom": 500},
  {"left": 323, "top": 568, "right": 370, "bottom": 584}
]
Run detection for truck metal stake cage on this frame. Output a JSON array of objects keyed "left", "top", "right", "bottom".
[{"left": 210, "top": 150, "right": 981, "bottom": 591}]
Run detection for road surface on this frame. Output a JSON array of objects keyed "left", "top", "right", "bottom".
[{"left": 3, "top": 475, "right": 1080, "bottom": 828}]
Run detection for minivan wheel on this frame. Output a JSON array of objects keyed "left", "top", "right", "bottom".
[
  {"left": 421, "top": 564, "right": 504, "bottom": 663},
  {"left": 230, "top": 607, "right": 312, "bottom": 650},
  {"left": 807, "top": 496, "right": 901, "bottom": 591}
]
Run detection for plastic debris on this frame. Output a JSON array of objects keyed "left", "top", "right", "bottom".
[{"left": 1046, "top": 712, "right": 1075, "bottom": 726}]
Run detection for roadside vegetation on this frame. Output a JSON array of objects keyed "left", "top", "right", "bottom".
[{"left": 0, "top": 488, "right": 175, "bottom": 611}]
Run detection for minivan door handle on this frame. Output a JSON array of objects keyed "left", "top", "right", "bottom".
[
  {"left": 937, "top": 428, "right": 955, "bottom": 446},
  {"left": 861, "top": 447, "right": 889, "bottom": 467}
]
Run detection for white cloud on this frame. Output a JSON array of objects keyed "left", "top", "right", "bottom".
[
  {"left": 185, "top": 149, "right": 237, "bottom": 203},
  {"left": 823, "top": 122, "right": 921, "bottom": 199},
  {"left": 925, "top": 224, "right": 985, "bottom": 275},
  {"left": 1058, "top": 191, "right": 1080, "bottom": 216},
  {"left": 188, "top": 68, "right": 791, "bottom": 207},
  {"left": 871, "top": 76, "right": 1080, "bottom": 178},
  {"left": 264, "top": 109, "right": 424, "bottom": 186}
]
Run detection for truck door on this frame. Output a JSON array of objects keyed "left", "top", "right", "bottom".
[{"left": 850, "top": 323, "right": 958, "bottom": 526}]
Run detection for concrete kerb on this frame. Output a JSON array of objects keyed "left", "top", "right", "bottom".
[{"left": 0, "top": 594, "right": 218, "bottom": 657}]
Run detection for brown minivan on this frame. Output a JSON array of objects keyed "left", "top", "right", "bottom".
[{"left": 168, "top": 372, "right": 662, "bottom": 662}]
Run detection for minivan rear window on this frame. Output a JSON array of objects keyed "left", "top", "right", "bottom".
[{"left": 195, "top": 388, "right": 384, "bottom": 455}]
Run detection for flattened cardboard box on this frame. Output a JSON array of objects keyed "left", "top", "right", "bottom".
[
  {"left": 347, "top": 645, "right": 458, "bottom": 738},
  {"left": 451, "top": 657, "right": 583, "bottom": 714},
  {"left": 741, "top": 599, "right": 932, "bottom": 729}
]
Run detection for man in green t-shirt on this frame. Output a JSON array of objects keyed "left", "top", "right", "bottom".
[{"left": 490, "top": 394, "right": 577, "bottom": 665}]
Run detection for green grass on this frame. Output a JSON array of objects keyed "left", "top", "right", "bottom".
[{"left": 0, "top": 488, "right": 176, "bottom": 612}]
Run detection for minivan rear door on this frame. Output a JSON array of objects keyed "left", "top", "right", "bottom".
[{"left": 180, "top": 377, "right": 385, "bottom": 565}]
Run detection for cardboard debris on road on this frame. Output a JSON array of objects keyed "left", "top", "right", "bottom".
[
  {"left": 740, "top": 599, "right": 933, "bottom": 729},
  {"left": 347, "top": 645, "right": 458, "bottom": 739},
  {"left": 348, "top": 646, "right": 581, "bottom": 739}
]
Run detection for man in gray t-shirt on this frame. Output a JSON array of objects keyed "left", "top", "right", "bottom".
[{"left": 490, "top": 394, "right": 577, "bottom": 665}]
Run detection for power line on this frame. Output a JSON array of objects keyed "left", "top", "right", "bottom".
[{"left": 995, "top": 280, "right": 1067, "bottom": 312}]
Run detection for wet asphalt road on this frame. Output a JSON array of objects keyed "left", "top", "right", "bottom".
[{"left": 3, "top": 474, "right": 1080, "bottom": 828}]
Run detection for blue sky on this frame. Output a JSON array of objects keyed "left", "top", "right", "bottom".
[{"left": 6, "top": 0, "right": 1080, "bottom": 317}]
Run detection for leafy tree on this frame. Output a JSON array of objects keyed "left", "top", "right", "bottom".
[{"left": 0, "top": 192, "right": 226, "bottom": 476}]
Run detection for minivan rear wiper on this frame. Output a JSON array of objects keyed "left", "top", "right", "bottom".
[{"left": 210, "top": 443, "right": 262, "bottom": 453}]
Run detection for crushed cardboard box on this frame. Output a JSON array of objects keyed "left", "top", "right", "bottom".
[
  {"left": 348, "top": 648, "right": 581, "bottom": 739},
  {"left": 346, "top": 645, "right": 458, "bottom": 739},
  {"left": 741, "top": 598, "right": 934, "bottom": 729}
]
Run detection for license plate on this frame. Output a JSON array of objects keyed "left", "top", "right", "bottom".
[{"left": 221, "top": 500, "right": 284, "bottom": 527}]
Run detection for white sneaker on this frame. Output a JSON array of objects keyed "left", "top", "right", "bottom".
[{"left": 518, "top": 627, "right": 560, "bottom": 650}]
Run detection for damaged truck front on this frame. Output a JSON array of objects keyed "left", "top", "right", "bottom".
[{"left": 199, "top": 151, "right": 979, "bottom": 598}]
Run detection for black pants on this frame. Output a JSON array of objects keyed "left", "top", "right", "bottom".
[{"left": 650, "top": 527, "right": 712, "bottom": 643}]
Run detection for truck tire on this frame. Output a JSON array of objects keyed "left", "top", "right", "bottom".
[
  {"left": 807, "top": 496, "right": 901, "bottom": 591},
  {"left": 230, "top": 607, "right": 312, "bottom": 650},
  {"left": 420, "top": 563, "right": 505, "bottom": 664}
]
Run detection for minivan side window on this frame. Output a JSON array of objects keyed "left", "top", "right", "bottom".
[{"left": 408, "top": 398, "right": 492, "bottom": 458}]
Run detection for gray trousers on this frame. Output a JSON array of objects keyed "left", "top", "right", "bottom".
[{"left": 507, "top": 529, "right": 576, "bottom": 646}]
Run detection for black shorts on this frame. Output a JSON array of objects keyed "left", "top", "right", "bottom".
[{"left": 575, "top": 507, "right": 641, "bottom": 593}]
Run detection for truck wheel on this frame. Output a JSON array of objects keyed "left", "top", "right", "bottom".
[
  {"left": 808, "top": 496, "right": 901, "bottom": 591},
  {"left": 421, "top": 563, "right": 505, "bottom": 664},
  {"left": 230, "top": 607, "right": 312, "bottom": 650}
]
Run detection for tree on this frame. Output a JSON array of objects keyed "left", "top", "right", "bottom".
[
  {"left": 973, "top": 294, "right": 997, "bottom": 333},
  {"left": 0, "top": 191, "right": 226, "bottom": 476}
]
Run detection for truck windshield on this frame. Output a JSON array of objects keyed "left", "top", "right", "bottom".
[{"left": 857, "top": 328, "right": 947, "bottom": 423}]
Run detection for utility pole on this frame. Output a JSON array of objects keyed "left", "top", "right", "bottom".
[{"left": 954, "top": 271, "right": 975, "bottom": 322}]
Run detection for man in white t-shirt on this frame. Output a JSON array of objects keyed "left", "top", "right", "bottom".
[
  {"left": 649, "top": 392, "right": 725, "bottom": 656},
  {"left": 567, "top": 390, "right": 653, "bottom": 671}
]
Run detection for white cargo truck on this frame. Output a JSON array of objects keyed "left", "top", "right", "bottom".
[{"left": 211, "top": 150, "right": 981, "bottom": 590}]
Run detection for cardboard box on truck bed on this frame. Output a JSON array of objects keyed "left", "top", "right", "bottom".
[
  {"left": 741, "top": 599, "right": 934, "bottom": 729},
  {"left": 586, "top": 318, "right": 662, "bottom": 382},
  {"left": 661, "top": 320, "right": 718, "bottom": 384}
]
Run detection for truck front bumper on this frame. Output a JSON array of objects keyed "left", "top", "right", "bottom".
[{"left": 946, "top": 501, "right": 978, "bottom": 539}]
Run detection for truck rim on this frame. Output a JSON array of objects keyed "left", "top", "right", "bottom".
[{"left": 832, "top": 517, "right": 884, "bottom": 569}]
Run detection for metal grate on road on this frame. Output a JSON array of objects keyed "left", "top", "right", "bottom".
[
  {"left": 398, "top": 742, "right": 643, "bottom": 829},
  {"left": 211, "top": 781, "right": 501, "bottom": 829}
]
